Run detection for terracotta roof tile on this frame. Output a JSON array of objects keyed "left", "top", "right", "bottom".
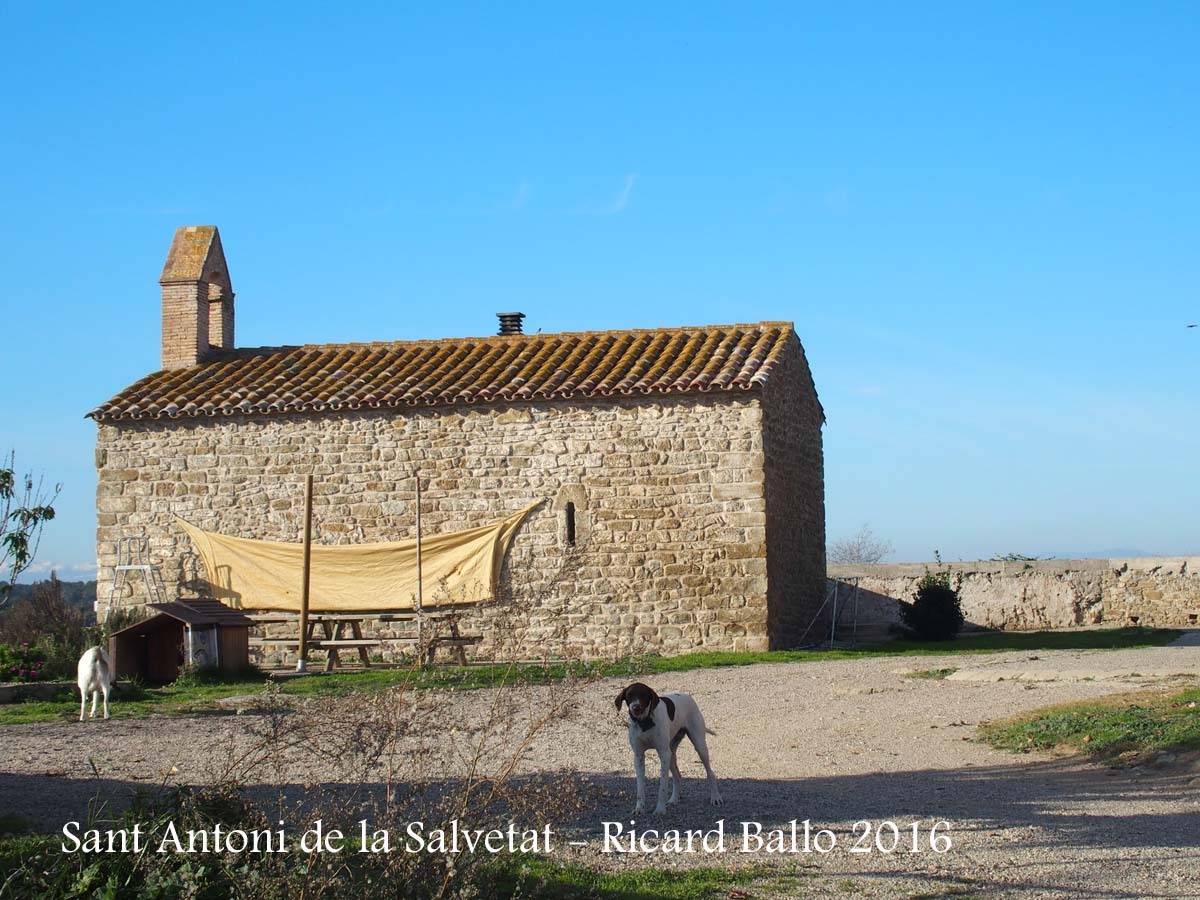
[{"left": 89, "top": 322, "right": 797, "bottom": 423}]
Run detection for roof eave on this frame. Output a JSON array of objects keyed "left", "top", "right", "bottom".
[{"left": 89, "top": 382, "right": 768, "bottom": 424}]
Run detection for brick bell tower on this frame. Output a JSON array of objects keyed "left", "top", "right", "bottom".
[{"left": 158, "top": 225, "right": 235, "bottom": 370}]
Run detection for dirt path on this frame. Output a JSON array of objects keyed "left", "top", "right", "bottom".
[{"left": 3, "top": 641, "right": 1199, "bottom": 898}]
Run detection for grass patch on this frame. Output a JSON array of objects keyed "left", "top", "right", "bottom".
[
  {"left": 0, "top": 627, "right": 1178, "bottom": 726},
  {"left": 877, "top": 627, "right": 1179, "bottom": 654},
  {"left": 490, "top": 857, "right": 783, "bottom": 899},
  {"left": 980, "top": 684, "right": 1200, "bottom": 762},
  {"left": 0, "top": 673, "right": 276, "bottom": 725},
  {"left": 640, "top": 626, "right": 1178, "bottom": 670}
]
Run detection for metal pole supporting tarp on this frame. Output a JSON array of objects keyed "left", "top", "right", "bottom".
[
  {"left": 415, "top": 472, "right": 424, "bottom": 656},
  {"left": 296, "top": 474, "right": 314, "bottom": 673}
]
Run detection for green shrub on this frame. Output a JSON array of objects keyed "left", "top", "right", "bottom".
[
  {"left": 900, "top": 568, "right": 964, "bottom": 641},
  {"left": 0, "top": 642, "right": 48, "bottom": 682},
  {"left": 171, "top": 663, "right": 264, "bottom": 688}
]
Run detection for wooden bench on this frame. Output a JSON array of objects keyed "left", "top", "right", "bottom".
[{"left": 424, "top": 634, "right": 483, "bottom": 666}]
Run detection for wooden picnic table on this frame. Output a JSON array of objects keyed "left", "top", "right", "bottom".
[{"left": 246, "top": 609, "right": 482, "bottom": 669}]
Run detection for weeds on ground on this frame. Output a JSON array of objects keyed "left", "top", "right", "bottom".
[
  {"left": 0, "top": 561, "right": 610, "bottom": 899},
  {"left": 905, "top": 668, "right": 957, "bottom": 680}
]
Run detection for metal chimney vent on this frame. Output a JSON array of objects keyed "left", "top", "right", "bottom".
[{"left": 497, "top": 312, "right": 526, "bottom": 335}]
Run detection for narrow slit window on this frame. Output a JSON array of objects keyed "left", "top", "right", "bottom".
[{"left": 565, "top": 502, "right": 577, "bottom": 547}]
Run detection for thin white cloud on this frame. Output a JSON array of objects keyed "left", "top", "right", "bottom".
[
  {"left": 582, "top": 173, "right": 639, "bottom": 215},
  {"left": 609, "top": 173, "right": 637, "bottom": 213}
]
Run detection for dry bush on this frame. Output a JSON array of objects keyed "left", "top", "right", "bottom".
[
  {"left": 207, "top": 656, "right": 595, "bottom": 897},
  {"left": 828, "top": 523, "right": 893, "bottom": 566}
]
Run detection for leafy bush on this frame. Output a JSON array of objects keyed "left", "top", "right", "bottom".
[
  {"left": 900, "top": 568, "right": 964, "bottom": 641},
  {"left": 0, "top": 642, "right": 48, "bottom": 682},
  {"left": 0, "top": 574, "right": 92, "bottom": 678}
]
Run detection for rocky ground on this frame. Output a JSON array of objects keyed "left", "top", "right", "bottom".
[{"left": 3, "top": 637, "right": 1199, "bottom": 899}]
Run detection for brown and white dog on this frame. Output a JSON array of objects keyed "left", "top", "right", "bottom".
[{"left": 614, "top": 682, "right": 722, "bottom": 815}]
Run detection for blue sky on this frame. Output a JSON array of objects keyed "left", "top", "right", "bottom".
[{"left": 1, "top": 2, "right": 1197, "bottom": 579}]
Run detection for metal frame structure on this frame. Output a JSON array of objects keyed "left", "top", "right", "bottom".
[{"left": 797, "top": 576, "right": 863, "bottom": 649}]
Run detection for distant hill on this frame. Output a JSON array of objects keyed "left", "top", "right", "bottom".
[
  {"left": 3, "top": 579, "right": 97, "bottom": 623},
  {"left": 1039, "top": 548, "right": 1158, "bottom": 560}
]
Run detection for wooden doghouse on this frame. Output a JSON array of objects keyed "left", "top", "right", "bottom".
[{"left": 108, "top": 599, "right": 252, "bottom": 684}]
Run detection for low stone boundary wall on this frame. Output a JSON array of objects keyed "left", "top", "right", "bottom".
[
  {"left": 0, "top": 681, "right": 74, "bottom": 704},
  {"left": 828, "top": 557, "right": 1200, "bottom": 631}
]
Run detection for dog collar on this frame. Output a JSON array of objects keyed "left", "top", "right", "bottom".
[{"left": 632, "top": 697, "right": 674, "bottom": 731}]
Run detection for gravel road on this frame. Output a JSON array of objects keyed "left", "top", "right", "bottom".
[{"left": 3, "top": 639, "right": 1198, "bottom": 899}]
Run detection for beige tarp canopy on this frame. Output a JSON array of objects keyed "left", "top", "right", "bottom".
[{"left": 176, "top": 503, "right": 539, "bottom": 612}]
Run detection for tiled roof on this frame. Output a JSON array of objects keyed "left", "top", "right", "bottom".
[
  {"left": 163, "top": 598, "right": 255, "bottom": 627},
  {"left": 90, "top": 322, "right": 797, "bottom": 423}
]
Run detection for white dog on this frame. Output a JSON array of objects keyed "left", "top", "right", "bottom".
[
  {"left": 614, "top": 681, "right": 722, "bottom": 815},
  {"left": 77, "top": 646, "right": 112, "bottom": 721}
]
